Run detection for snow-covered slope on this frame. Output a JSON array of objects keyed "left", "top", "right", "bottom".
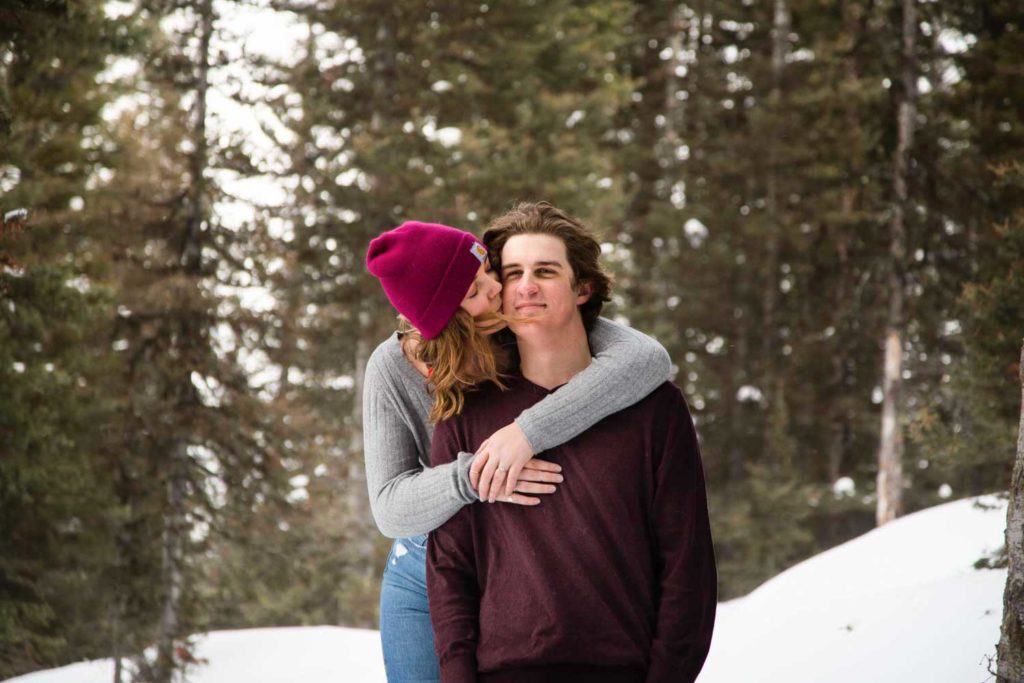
[
  {"left": 9, "top": 495, "right": 1007, "bottom": 683},
  {"left": 701, "top": 494, "right": 1007, "bottom": 683},
  {"left": 7, "top": 627, "right": 386, "bottom": 683}
]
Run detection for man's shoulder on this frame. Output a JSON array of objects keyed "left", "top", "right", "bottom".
[
  {"left": 636, "top": 380, "right": 689, "bottom": 411},
  {"left": 612, "top": 380, "right": 694, "bottom": 432}
]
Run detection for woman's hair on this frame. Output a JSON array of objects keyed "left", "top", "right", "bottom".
[
  {"left": 399, "top": 309, "right": 507, "bottom": 423},
  {"left": 482, "top": 201, "right": 612, "bottom": 332}
]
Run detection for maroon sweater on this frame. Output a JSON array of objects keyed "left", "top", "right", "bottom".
[{"left": 427, "top": 374, "right": 717, "bottom": 683}]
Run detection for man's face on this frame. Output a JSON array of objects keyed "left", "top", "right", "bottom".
[{"left": 500, "top": 233, "right": 589, "bottom": 334}]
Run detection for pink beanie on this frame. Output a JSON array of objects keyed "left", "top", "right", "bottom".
[{"left": 366, "top": 221, "right": 488, "bottom": 339}]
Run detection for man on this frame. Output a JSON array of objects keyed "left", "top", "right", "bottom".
[{"left": 427, "top": 202, "right": 717, "bottom": 683}]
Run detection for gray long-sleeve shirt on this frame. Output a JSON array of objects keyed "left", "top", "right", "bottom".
[{"left": 362, "top": 317, "right": 671, "bottom": 538}]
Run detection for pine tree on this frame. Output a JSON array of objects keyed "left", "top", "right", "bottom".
[
  {"left": 905, "top": 0, "right": 1024, "bottom": 506},
  {"left": 0, "top": 263, "right": 117, "bottom": 677},
  {"left": 73, "top": 1, "right": 299, "bottom": 677},
  {"left": 0, "top": 1, "right": 144, "bottom": 676}
]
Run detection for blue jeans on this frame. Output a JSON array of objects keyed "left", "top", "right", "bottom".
[{"left": 380, "top": 533, "right": 440, "bottom": 683}]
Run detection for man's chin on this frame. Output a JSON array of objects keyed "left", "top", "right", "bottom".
[{"left": 507, "top": 308, "right": 549, "bottom": 335}]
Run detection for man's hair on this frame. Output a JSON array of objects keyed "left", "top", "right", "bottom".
[{"left": 482, "top": 201, "right": 612, "bottom": 332}]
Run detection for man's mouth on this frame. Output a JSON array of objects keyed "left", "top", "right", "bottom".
[{"left": 515, "top": 303, "right": 546, "bottom": 313}]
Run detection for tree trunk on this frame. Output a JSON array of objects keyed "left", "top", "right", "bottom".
[
  {"left": 663, "top": 5, "right": 685, "bottom": 151},
  {"left": 830, "top": 0, "right": 864, "bottom": 485},
  {"left": 876, "top": 320, "right": 904, "bottom": 525},
  {"left": 877, "top": 0, "right": 915, "bottom": 527},
  {"left": 154, "top": 1, "right": 213, "bottom": 679},
  {"left": 154, "top": 439, "right": 188, "bottom": 683},
  {"left": 347, "top": 302, "right": 377, "bottom": 572},
  {"left": 762, "top": 0, "right": 790, "bottom": 471},
  {"left": 338, "top": 13, "right": 398, "bottom": 588},
  {"left": 996, "top": 341, "right": 1024, "bottom": 681},
  {"left": 728, "top": 258, "right": 751, "bottom": 482},
  {"left": 622, "top": 0, "right": 670, "bottom": 314},
  {"left": 829, "top": 210, "right": 854, "bottom": 484},
  {"left": 111, "top": 592, "right": 124, "bottom": 683},
  {"left": 762, "top": 0, "right": 788, "bottom": 369}
]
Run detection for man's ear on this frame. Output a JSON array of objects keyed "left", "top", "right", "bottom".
[{"left": 575, "top": 280, "right": 593, "bottom": 305}]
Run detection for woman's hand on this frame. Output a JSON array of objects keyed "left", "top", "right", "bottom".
[
  {"left": 471, "top": 449, "right": 563, "bottom": 505},
  {"left": 471, "top": 422, "right": 546, "bottom": 502}
]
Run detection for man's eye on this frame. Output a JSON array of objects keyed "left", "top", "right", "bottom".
[{"left": 505, "top": 271, "right": 521, "bottom": 280}]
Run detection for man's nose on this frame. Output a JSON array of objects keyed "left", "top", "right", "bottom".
[{"left": 516, "top": 274, "right": 538, "bottom": 295}]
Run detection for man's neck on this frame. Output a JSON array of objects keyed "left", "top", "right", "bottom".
[{"left": 516, "top": 320, "right": 591, "bottom": 390}]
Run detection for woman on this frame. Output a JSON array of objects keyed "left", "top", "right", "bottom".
[{"left": 364, "top": 220, "right": 670, "bottom": 683}]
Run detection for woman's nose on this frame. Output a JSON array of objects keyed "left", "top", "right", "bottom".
[{"left": 484, "top": 272, "right": 501, "bottom": 298}]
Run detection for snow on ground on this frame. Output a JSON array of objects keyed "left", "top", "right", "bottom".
[
  {"left": 7, "top": 627, "right": 386, "bottom": 683},
  {"left": 701, "top": 494, "right": 1007, "bottom": 683},
  {"left": 9, "top": 495, "right": 1008, "bottom": 683}
]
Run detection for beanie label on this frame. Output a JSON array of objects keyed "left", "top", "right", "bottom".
[{"left": 470, "top": 242, "right": 487, "bottom": 263}]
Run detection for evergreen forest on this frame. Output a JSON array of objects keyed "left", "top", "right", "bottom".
[{"left": 1, "top": 0, "right": 1022, "bottom": 680}]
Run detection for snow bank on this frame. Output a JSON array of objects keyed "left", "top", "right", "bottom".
[
  {"left": 701, "top": 494, "right": 1007, "bottom": 683},
  {"left": 9, "top": 495, "right": 1008, "bottom": 683},
  {"left": 8, "top": 626, "right": 385, "bottom": 683}
]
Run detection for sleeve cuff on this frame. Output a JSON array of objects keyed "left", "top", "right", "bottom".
[{"left": 453, "top": 451, "right": 481, "bottom": 502}]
